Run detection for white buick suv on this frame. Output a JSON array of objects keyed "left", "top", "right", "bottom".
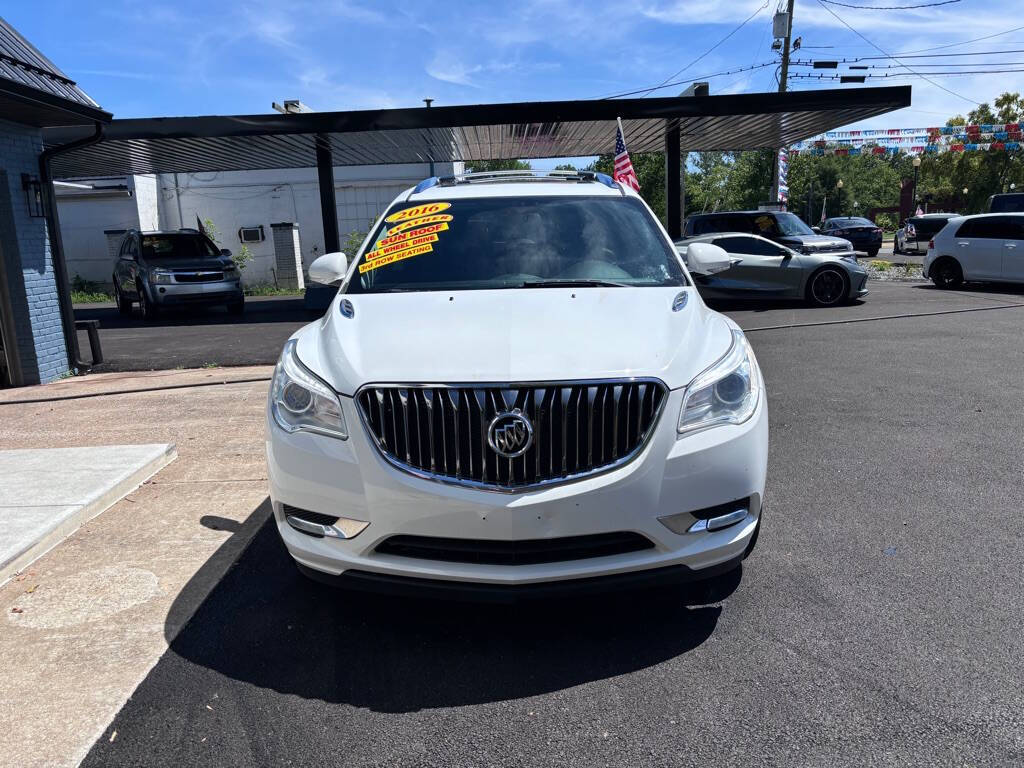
[{"left": 266, "top": 171, "right": 768, "bottom": 598}]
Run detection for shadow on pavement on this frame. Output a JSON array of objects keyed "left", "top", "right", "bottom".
[
  {"left": 163, "top": 512, "right": 736, "bottom": 713},
  {"left": 74, "top": 296, "right": 318, "bottom": 329},
  {"left": 706, "top": 296, "right": 866, "bottom": 313}
]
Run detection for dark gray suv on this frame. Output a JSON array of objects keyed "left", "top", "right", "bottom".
[
  {"left": 684, "top": 211, "right": 854, "bottom": 255},
  {"left": 113, "top": 229, "right": 244, "bottom": 320}
]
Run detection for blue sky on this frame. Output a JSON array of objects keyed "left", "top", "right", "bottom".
[{"left": 9, "top": 0, "right": 1023, "bottom": 149}]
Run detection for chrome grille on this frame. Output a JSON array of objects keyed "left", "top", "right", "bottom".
[
  {"left": 356, "top": 380, "right": 667, "bottom": 491},
  {"left": 173, "top": 270, "right": 224, "bottom": 283}
]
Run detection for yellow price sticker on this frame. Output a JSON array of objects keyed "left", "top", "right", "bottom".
[{"left": 359, "top": 243, "right": 433, "bottom": 273}]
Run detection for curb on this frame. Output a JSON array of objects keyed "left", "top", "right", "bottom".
[{"left": 0, "top": 444, "right": 178, "bottom": 586}]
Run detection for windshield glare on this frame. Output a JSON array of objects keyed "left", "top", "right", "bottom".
[
  {"left": 346, "top": 196, "right": 688, "bottom": 293},
  {"left": 772, "top": 213, "right": 815, "bottom": 236},
  {"left": 141, "top": 234, "right": 219, "bottom": 260}
]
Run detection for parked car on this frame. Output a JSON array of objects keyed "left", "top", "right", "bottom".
[
  {"left": 895, "top": 213, "right": 957, "bottom": 254},
  {"left": 684, "top": 210, "right": 853, "bottom": 255},
  {"left": 113, "top": 228, "right": 244, "bottom": 320},
  {"left": 820, "top": 216, "right": 883, "bottom": 257},
  {"left": 267, "top": 171, "right": 766, "bottom": 597},
  {"left": 676, "top": 232, "right": 867, "bottom": 306},
  {"left": 988, "top": 192, "right": 1024, "bottom": 213},
  {"left": 923, "top": 213, "right": 1024, "bottom": 288}
]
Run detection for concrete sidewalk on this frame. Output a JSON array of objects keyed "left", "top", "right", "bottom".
[
  {"left": 0, "top": 366, "right": 273, "bottom": 768},
  {"left": 1, "top": 444, "right": 176, "bottom": 585}
]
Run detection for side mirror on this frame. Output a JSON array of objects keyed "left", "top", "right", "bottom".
[
  {"left": 811, "top": 226, "right": 821, "bottom": 234},
  {"left": 220, "top": 248, "right": 232, "bottom": 258},
  {"left": 682, "top": 242, "right": 733, "bottom": 275},
  {"left": 308, "top": 251, "right": 348, "bottom": 284}
]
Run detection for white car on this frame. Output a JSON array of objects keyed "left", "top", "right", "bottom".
[
  {"left": 266, "top": 171, "right": 768, "bottom": 598},
  {"left": 923, "top": 213, "right": 1024, "bottom": 288}
]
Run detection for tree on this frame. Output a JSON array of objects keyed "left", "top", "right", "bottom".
[
  {"left": 464, "top": 159, "right": 531, "bottom": 172},
  {"left": 589, "top": 152, "right": 669, "bottom": 221},
  {"left": 553, "top": 163, "right": 578, "bottom": 171}
]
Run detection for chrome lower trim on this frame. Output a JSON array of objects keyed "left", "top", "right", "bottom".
[
  {"left": 285, "top": 514, "right": 367, "bottom": 539},
  {"left": 687, "top": 508, "right": 749, "bottom": 533}
]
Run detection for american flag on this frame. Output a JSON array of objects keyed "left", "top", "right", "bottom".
[{"left": 614, "top": 120, "right": 640, "bottom": 191}]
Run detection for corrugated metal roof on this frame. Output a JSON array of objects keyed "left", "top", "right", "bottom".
[
  {"left": 0, "top": 16, "right": 97, "bottom": 107},
  {"left": 0, "top": 15, "right": 110, "bottom": 126},
  {"left": 43, "top": 86, "right": 911, "bottom": 177}
]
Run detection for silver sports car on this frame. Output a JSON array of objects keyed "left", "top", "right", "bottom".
[{"left": 676, "top": 232, "right": 869, "bottom": 307}]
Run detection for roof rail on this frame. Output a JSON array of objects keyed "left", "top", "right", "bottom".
[{"left": 411, "top": 169, "right": 618, "bottom": 193}]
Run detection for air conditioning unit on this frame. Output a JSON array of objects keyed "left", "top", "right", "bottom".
[{"left": 238, "top": 225, "right": 265, "bottom": 243}]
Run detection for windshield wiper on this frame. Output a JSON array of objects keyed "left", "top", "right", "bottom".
[{"left": 516, "top": 279, "right": 630, "bottom": 288}]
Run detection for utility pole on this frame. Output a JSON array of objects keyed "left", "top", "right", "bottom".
[
  {"left": 423, "top": 99, "right": 435, "bottom": 177},
  {"left": 771, "top": 0, "right": 796, "bottom": 204}
]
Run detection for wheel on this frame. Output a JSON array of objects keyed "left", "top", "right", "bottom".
[
  {"left": 806, "top": 266, "right": 850, "bottom": 307},
  {"left": 867, "top": 247, "right": 880, "bottom": 259},
  {"left": 114, "top": 279, "right": 132, "bottom": 316},
  {"left": 931, "top": 258, "right": 963, "bottom": 289},
  {"left": 226, "top": 297, "right": 245, "bottom": 315},
  {"left": 137, "top": 282, "right": 159, "bottom": 320}
]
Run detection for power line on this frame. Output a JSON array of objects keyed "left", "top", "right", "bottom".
[
  {"left": 601, "top": 62, "right": 778, "bottom": 99},
  {"left": 891, "top": 24, "right": 1024, "bottom": 55},
  {"left": 819, "top": 0, "right": 960, "bottom": 8},
  {"left": 813, "top": 0, "right": 978, "bottom": 104},
  {"left": 842, "top": 61, "right": 1024, "bottom": 69},
  {"left": 795, "top": 48, "right": 1024, "bottom": 63},
  {"left": 791, "top": 68, "right": 1024, "bottom": 78},
  {"left": 639, "top": 0, "right": 770, "bottom": 97}
]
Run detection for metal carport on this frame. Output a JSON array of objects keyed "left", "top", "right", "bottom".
[{"left": 41, "top": 85, "right": 910, "bottom": 348}]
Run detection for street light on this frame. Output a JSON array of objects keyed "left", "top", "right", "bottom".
[{"left": 836, "top": 179, "right": 844, "bottom": 216}]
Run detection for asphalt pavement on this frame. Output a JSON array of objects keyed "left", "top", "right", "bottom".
[
  {"left": 77, "top": 283, "right": 1024, "bottom": 766},
  {"left": 76, "top": 280, "right": 1024, "bottom": 373}
]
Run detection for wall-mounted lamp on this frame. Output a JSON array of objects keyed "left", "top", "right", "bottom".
[{"left": 21, "top": 174, "right": 44, "bottom": 218}]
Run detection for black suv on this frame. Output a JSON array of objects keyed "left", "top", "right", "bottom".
[
  {"left": 683, "top": 211, "right": 854, "bottom": 255},
  {"left": 113, "top": 229, "right": 244, "bottom": 320}
]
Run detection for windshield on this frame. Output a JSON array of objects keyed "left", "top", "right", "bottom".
[
  {"left": 346, "top": 195, "right": 688, "bottom": 293},
  {"left": 141, "top": 234, "right": 220, "bottom": 260},
  {"left": 772, "top": 213, "right": 815, "bottom": 236}
]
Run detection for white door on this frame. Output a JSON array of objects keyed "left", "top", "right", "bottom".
[
  {"left": 952, "top": 217, "right": 1006, "bottom": 280},
  {"left": 1000, "top": 216, "right": 1024, "bottom": 282}
]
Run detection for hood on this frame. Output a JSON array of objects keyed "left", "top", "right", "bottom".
[
  {"left": 778, "top": 234, "right": 852, "bottom": 252},
  {"left": 296, "top": 287, "right": 733, "bottom": 395},
  {"left": 144, "top": 257, "right": 231, "bottom": 271}
]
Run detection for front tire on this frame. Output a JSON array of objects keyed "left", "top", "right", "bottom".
[
  {"left": 114, "top": 279, "right": 132, "bottom": 316},
  {"left": 137, "top": 282, "right": 159, "bottom": 321},
  {"left": 806, "top": 266, "right": 850, "bottom": 307},
  {"left": 931, "top": 258, "right": 963, "bottom": 289},
  {"left": 867, "top": 247, "right": 880, "bottom": 259},
  {"left": 227, "top": 297, "right": 245, "bottom": 315}
]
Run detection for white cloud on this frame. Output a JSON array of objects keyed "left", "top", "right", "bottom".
[{"left": 426, "top": 52, "right": 484, "bottom": 87}]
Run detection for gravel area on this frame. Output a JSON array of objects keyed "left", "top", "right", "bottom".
[{"left": 861, "top": 259, "right": 926, "bottom": 282}]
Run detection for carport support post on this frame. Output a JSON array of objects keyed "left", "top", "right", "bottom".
[
  {"left": 665, "top": 120, "right": 682, "bottom": 239},
  {"left": 315, "top": 134, "right": 340, "bottom": 254}
]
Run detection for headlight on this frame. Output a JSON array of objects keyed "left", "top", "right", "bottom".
[
  {"left": 270, "top": 339, "right": 347, "bottom": 439},
  {"left": 678, "top": 329, "right": 760, "bottom": 436},
  {"left": 150, "top": 269, "right": 173, "bottom": 284}
]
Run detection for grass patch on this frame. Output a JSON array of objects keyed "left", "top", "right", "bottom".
[
  {"left": 71, "top": 275, "right": 113, "bottom": 303},
  {"left": 200, "top": 362, "right": 220, "bottom": 369},
  {"left": 868, "top": 259, "right": 892, "bottom": 272},
  {"left": 244, "top": 282, "right": 304, "bottom": 297},
  {"left": 71, "top": 290, "right": 113, "bottom": 303}
]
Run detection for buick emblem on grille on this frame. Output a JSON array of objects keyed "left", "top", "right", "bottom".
[{"left": 487, "top": 409, "right": 534, "bottom": 458}]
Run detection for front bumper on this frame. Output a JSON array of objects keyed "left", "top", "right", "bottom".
[
  {"left": 267, "top": 387, "right": 768, "bottom": 589},
  {"left": 149, "top": 280, "right": 242, "bottom": 306}
]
